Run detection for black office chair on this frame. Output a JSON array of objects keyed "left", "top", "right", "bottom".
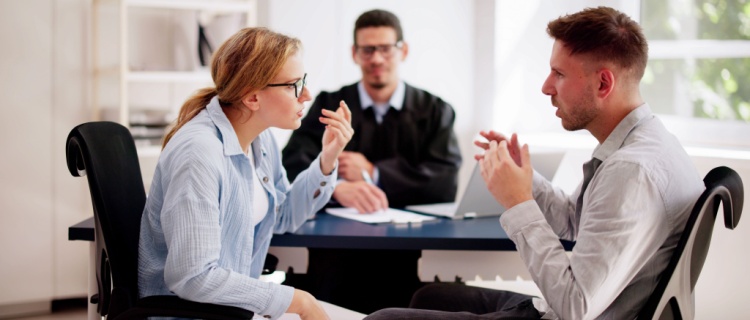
[
  {"left": 638, "top": 166, "right": 744, "bottom": 320},
  {"left": 66, "top": 121, "right": 256, "bottom": 319}
]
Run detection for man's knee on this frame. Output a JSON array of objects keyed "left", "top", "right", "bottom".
[
  {"left": 363, "top": 308, "right": 413, "bottom": 320},
  {"left": 409, "top": 282, "right": 459, "bottom": 309}
]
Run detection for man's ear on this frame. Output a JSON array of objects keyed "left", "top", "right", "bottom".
[
  {"left": 352, "top": 45, "right": 360, "bottom": 64},
  {"left": 598, "top": 68, "right": 615, "bottom": 99},
  {"left": 400, "top": 41, "right": 409, "bottom": 61},
  {"left": 241, "top": 92, "right": 261, "bottom": 111}
]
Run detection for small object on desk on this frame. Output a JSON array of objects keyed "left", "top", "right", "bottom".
[
  {"left": 361, "top": 168, "right": 374, "bottom": 184},
  {"left": 326, "top": 207, "right": 436, "bottom": 224},
  {"left": 360, "top": 168, "right": 390, "bottom": 215}
]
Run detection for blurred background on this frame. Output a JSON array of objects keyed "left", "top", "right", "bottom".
[{"left": 1, "top": 0, "right": 749, "bottom": 318}]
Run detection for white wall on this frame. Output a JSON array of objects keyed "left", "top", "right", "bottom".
[
  {"left": 0, "top": 0, "right": 90, "bottom": 315},
  {"left": 52, "top": 0, "right": 94, "bottom": 301},
  {"left": 0, "top": 0, "right": 55, "bottom": 308}
]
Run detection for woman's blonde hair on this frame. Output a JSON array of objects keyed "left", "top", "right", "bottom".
[{"left": 162, "top": 27, "right": 302, "bottom": 148}]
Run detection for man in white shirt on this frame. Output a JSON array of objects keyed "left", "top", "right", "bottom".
[{"left": 365, "top": 6, "right": 704, "bottom": 320}]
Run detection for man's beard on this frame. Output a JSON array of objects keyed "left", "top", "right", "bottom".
[
  {"left": 368, "top": 81, "right": 387, "bottom": 89},
  {"left": 555, "top": 89, "right": 598, "bottom": 131},
  {"left": 365, "top": 65, "right": 388, "bottom": 89}
]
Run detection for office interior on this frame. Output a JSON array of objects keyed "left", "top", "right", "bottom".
[{"left": 2, "top": 0, "right": 749, "bottom": 318}]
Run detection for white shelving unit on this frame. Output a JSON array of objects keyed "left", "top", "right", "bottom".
[{"left": 91, "top": 0, "right": 257, "bottom": 131}]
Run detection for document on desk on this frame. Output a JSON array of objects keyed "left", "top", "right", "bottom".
[{"left": 325, "top": 207, "right": 436, "bottom": 224}]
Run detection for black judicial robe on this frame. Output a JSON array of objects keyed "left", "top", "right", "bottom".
[{"left": 282, "top": 82, "right": 462, "bottom": 207}]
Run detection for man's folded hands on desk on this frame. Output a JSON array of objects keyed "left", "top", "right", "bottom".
[
  {"left": 328, "top": 154, "right": 437, "bottom": 224},
  {"left": 332, "top": 181, "right": 388, "bottom": 214},
  {"left": 332, "top": 151, "right": 389, "bottom": 214}
]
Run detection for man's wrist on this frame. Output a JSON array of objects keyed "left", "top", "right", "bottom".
[{"left": 505, "top": 194, "right": 534, "bottom": 209}]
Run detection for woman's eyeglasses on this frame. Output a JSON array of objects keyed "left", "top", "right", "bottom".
[{"left": 267, "top": 73, "right": 307, "bottom": 98}]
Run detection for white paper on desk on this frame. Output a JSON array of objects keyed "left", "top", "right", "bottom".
[{"left": 325, "top": 207, "right": 436, "bottom": 224}]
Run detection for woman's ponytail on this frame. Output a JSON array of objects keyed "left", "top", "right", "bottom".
[
  {"left": 161, "top": 87, "right": 217, "bottom": 149},
  {"left": 161, "top": 27, "right": 301, "bottom": 149}
]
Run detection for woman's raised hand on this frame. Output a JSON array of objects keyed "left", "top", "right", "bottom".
[{"left": 319, "top": 100, "right": 353, "bottom": 175}]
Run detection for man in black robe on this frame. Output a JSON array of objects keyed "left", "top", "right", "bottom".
[{"left": 281, "top": 9, "right": 462, "bottom": 314}]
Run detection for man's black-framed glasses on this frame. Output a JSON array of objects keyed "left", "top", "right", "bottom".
[
  {"left": 267, "top": 73, "right": 307, "bottom": 98},
  {"left": 355, "top": 42, "right": 403, "bottom": 59}
]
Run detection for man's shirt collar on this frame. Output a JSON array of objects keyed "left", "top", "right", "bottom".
[
  {"left": 357, "top": 80, "right": 405, "bottom": 111},
  {"left": 593, "top": 103, "right": 652, "bottom": 162}
]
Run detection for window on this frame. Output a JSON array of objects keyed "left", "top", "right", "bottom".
[{"left": 641, "top": 0, "right": 750, "bottom": 122}]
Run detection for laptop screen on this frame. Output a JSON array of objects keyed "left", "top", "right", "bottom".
[{"left": 454, "top": 163, "right": 506, "bottom": 218}]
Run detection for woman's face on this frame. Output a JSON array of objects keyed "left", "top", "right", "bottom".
[{"left": 255, "top": 51, "right": 312, "bottom": 130}]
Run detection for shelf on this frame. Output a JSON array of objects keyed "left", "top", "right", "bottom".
[
  {"left": 94, "top": 69, "right": 213, "bottom": 83},
  {"left": 125, "top": 0, "right": 254, "bottom": 12},
  {"left": 127, "top": 70, "right": 212, "bottom": 83},
  {"left": 92, "top": 0, "right": 256, "bottom": 156}
]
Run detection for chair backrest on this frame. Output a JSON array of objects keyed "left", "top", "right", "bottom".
[
  {"left": 638, "top": 166, "right": 744, "bottom": 320},
  {"left": 66, "top": 121, "right": 146, "bottom": 318}
]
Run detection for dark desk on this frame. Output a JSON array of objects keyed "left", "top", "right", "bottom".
[{"left": 68, "top": 213, "right": 575, "bottom": 251}]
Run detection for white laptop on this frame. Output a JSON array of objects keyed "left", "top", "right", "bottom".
[
  {"left": 405, "top": 163, "right": 505, "bottom": 219},
  {"left": 405, "top": 151, "right": 564, "bottom": 220}
]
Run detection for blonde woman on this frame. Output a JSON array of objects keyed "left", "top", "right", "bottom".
[{"left": 138, "top": 27, "right": 352, "bottom": 320}]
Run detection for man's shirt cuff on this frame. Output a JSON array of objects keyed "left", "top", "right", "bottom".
[{"left": 499, "top": 199, "right": 545, "bottom": 236}]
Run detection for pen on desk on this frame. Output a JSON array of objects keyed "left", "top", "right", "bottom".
[
  {"left": 361, "top": 169, "right": 374, "bottom": 185},
  {"left": 361, "top": 169, "right": 386, "bottom": 214}
]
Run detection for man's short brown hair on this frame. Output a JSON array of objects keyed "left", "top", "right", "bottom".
[{"left": 547, "top": 6, "right": 648, "bottom": 80}]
